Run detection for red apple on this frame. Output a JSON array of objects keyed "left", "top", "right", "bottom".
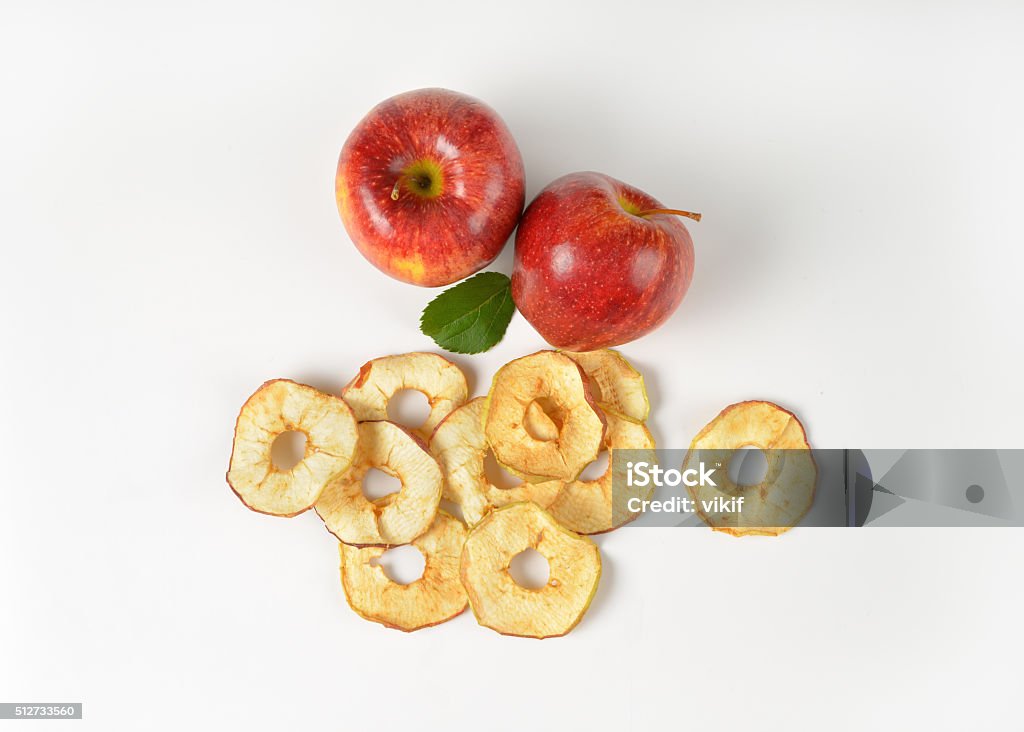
[
  {"left": 336, "top": 88, "right": 525, "bottom": 287},
  {"left": 511, "top": 172, "right": 698, "bottom": 351}
]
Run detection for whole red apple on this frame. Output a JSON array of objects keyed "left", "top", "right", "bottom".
[
  {"left": 336, "top": 88, "right": 525, "bottom": 287},
  {"left": 511, "top": 172, "right": 698, "bottom": 351}
]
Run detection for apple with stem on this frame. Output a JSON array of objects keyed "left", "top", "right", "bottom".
[
  {"left": 336, "top": 88, "right": 525, "bottom": 287},
  {"left": 511, "top": 172, "right": 699, "bottom": 351}
]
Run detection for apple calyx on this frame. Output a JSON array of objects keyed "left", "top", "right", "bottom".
[{"left": 635, "top": 207, "right": 702, "bottom": 222}]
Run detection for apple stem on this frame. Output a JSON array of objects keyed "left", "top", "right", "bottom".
[
  {"left": 390, "top": 174, "right": 433, "bottom": 201},
  {"left": 636, "top": 208, "right": 702, "bottom": 222}
]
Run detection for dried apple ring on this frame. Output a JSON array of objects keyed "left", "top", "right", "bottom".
[
  {"left": 546, "top": 408, "right": 657, "bottom": 535},
  {"left": 338, "top": 511, "right": 468, "bottom": 632},
  {"left": 486, "top": 401, "right": 569, "bottom": 510},
  {"left": 227, "top": 379, "right": 358, "bottom": 517},
  {"left": 430, "top": 398, "right": 561, "bottom": 527},
  {"left": 684, "top": 400, "right": 817, "bottom": 537},
  {"left": 430, "top": 398, "right": 493, "bottom": 526},
  {"left": 460, "top": 502, "right": 601, "bottom": 638},
  {"left": 563, "top": 349, "right": 649, "bottom": 421},
  {"left": 482, "top": 350, "right": 606, "bottom": 483},
  {"left": 316, "top": 420, "right": 441, "bottom": 546},
  {"left": 342, "top": 352, "right": 468, "bottom": 439}
]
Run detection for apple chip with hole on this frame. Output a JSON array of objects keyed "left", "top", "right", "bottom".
[
  {"left": 547, "top": 408, "right": 657, "bottom": 534},
  {"left": 227, "top": 379, "right": 358, "bottom": 516},
  {"left": 430, "top": 397, "right": 562, "bottom": 526},
  {"left": 461, "top": 502, "right": 601, "bottom": 638},
  {"left": 339, "top": 511, "right": 467, "bottom": 631},
  {"left": 483, "top": 400, "right": 563, "bottom": 510},
  {"left": 342, "top": 352, "right": 468, "bottom": 439},
  {"left": 482, "top": 350, "right": 606, "bottom": 483},
  {"left": 316, "top": 420, "right": 441, "bottom": 546},
  {"left": 563, "top": 349, "right": 649, "bottom": 421},
  {"left": 684, "top": 400, "right": 817, "bottom": 537}
]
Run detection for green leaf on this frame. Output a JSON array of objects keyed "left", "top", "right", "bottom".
[{"left": 420, "top": 272, "right": 516, "bottom": 354}]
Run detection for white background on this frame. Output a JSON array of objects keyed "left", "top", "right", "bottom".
[{"left": 3, "top": 1, "right": 1023, "bottom": 729}]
